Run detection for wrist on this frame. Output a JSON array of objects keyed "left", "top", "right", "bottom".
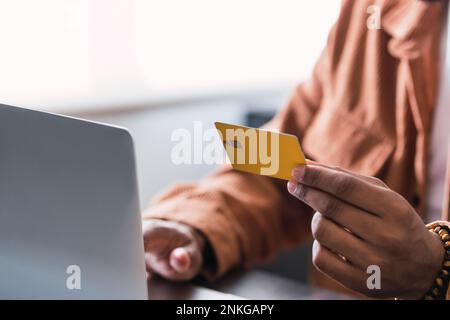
[
  {"left": 422, "top": 225, "right": 450, "bottom": 300},
  {"left": 407, "top": 231, "right": 444, "bottom": 299},
  {"left": 191, "top": 228, "right": 218, "bottom": 278}
]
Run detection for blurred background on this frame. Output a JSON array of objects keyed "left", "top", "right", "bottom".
[{"left": 0, "top": 0, "right": 340, "bottom": 282}]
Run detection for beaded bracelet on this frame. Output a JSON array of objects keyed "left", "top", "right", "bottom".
[{"left": 423, "top": 225, "right": 450, "bottom": 300}]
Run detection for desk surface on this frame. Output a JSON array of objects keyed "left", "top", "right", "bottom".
[{"left": 148, "top": 270, "right": 350, "bottom": 300}]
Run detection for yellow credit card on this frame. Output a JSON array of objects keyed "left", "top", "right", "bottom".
[{"left": 215, "top": 122, "right": 306, "bottom": 180}]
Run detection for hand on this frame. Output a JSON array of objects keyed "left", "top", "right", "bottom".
[
  {"left": 287, "top": 162, "right": 444, "bottom": 299},
  {"left": 142, "top": 219, "right": 205, "bottom": 281}
]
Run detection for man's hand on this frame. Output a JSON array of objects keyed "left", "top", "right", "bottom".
[
  {"left": 287, "top": 162, "right": 444, "bottom": 299},
  {"left": 142, "top": 219, "right": 205, "bottom": 281}
]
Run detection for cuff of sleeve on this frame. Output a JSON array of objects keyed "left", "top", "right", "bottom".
[
  {"left": 142, "top": 195, "right": 242, "bottom": 281},
  {"left": 426, "top": 220, "right": 450, "bottom": 300}
]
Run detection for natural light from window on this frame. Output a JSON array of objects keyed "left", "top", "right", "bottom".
[{"left": 0, "top": 0, "right": 340, "bottom": 113}]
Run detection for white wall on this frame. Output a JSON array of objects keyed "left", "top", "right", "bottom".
[
  {"left": 78, "top": 93, "right": 287, "bottom": 208},
  {"left": 0, "top": 0, "right": 339, "bottom": 114}
]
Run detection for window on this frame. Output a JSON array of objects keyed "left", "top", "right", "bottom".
[{"left": 0, "top": 0, "right": 340, "bottom": 113}]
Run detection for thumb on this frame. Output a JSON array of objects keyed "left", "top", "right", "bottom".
[{"left": 169, "top": 247, "right": 192, "bottom": 273}]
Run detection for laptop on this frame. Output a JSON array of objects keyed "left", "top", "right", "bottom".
[{"left": 0, "top": 104, "right": 148, "bottom": 299}]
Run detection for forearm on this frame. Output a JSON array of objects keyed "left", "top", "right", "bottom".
[{"left": 143, "top": 166, "right": 314, "bottom": 280}]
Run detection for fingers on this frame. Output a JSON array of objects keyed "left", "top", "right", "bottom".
[
  {"left": 145, "top": 244, "right": 202, "bottom": 282},
  {"left": 171, "top": 241, "right": 204, "bottom": 277},
  {"left": 305, "top": 160, "right": 388, "bottom": 188},
  {"left": 288, "top": 163, "right": 404, "bottom": 297},
  {"left": 143, "top": 219, "right": 192, "bottom": 252},
  {"left": 310, "top": 212, "right": 375, "bottom": 270},
  {"left": 142, "top": 219, "right": 204, "bottom": 281},
  {"left": 170, "top": 247, "right": 191, "bottom": 273},
  {"left": 312, "top": 241, "right": 368, "bottom": 294},
  {"left": 291, "top": 165, "right": 399, "bottom": 216},
  {"left": 287, "top": 180, "right": 383, "bottom": 242}
]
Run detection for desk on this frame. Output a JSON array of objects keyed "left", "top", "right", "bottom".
[{"left": 148, "top": 270, "right": 351, "bottom": 300}]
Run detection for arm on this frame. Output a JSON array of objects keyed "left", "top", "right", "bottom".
[{"left": 142, "top": 46, "right": 330, "bottom": 280}]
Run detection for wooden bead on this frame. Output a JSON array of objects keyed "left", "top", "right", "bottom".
[{"left": 427, "top": 226, "right": 450, "bottom": 301}]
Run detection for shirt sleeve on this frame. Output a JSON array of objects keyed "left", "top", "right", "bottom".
[{"left": 142, "top": 15, "right": 335, "bottom": 281}]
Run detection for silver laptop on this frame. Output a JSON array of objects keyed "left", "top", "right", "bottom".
[{"left": 0, "top": 104, "right": 148, "bottom": 299}]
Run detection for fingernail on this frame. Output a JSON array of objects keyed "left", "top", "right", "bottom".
[
  {"left": 287, "top": 181, "right": 297, "bottom": 194},
  {"left": 171, "top": 248, "right": 190, "bottom": 272},
  {"left": 288, "top": 181, "right": 307, "bottom": 199},
  {"left": 292, "top": 166, "right": 306, "bottom": 181}
]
